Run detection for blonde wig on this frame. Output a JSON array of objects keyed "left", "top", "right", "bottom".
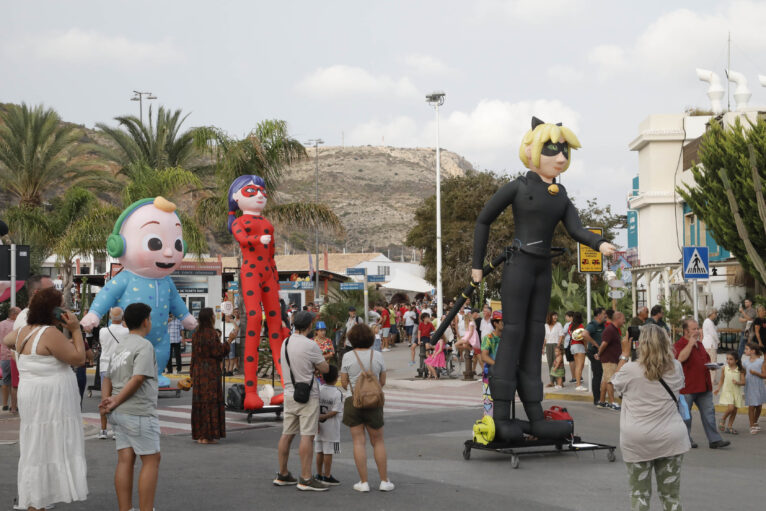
[
  {"left": 637, "top": 324, "right": 676, "bottom": 381},
  {"left": 518, "top": 120, "right": 581, "bottom": 171}
]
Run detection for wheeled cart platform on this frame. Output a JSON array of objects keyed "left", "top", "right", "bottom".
[
  {"left": 226, "top": 404, "right": 283, "bottom": 423},
  {"left": 462, "top": 435, "right": 616, "bottom": 469}
]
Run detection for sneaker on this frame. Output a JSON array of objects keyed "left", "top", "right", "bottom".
[
  {"left": 297, "top": 477, "right": 328, "bottom": 491},
  {"left": 596, "top": 402, "right": 608, "bottom": 408},
  {"left": 353, "top": 481, "right": 371, "bottom": 492},
  {"left": 569, "top": 378, "right": 577, "bottom": 383},
  {"left": 273, "top": 472, "right": 298, "bottom": 486},
  {"left": 553, "top": 385, "right": 562, "bottom": 390},
  {"left": 98, "top": 429, "right": 108, "bottom": 439},
  {"left": 323, "top": 475, "right": 341, "bottom": 486},
  {"left": 575, "top": 385, "right": 587, "bottom": 392},
  {"left": 379, "top": 480, "right": 395, "bottom": 492},
  {"left": 382, "top": 348, "right": 391, "bottom": 352},
  {"left": 408, "top": 361, "right": 415, "bottom": 366},
  {"left": 709, "top": 440, "right": 730, "bottom": 449},
  {"left": 610, "top": 403, "right": 622, "bottom": 411}
]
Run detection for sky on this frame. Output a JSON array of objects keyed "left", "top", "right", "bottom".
[{"left": 4, "top": 0, "right": 766, "bottom": 242}]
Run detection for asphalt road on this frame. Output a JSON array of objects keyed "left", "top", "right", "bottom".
[{"left": 2, "top": 387, "right": 763, "bottom": 511}]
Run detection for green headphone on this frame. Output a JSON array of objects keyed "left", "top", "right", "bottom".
[{"left": 107, "top": 198, "right": 188, "bottom": 258}]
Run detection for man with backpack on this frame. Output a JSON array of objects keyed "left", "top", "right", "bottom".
[{"left": 274, "top": 310, "right": 330, "bottom": 491}]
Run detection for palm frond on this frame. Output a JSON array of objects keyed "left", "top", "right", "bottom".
[{"left": 265, "top": 202, "right": 345, "bottom": 235}]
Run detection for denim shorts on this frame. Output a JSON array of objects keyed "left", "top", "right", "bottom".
[
  {"left": 228, "top": 342, "right": 237, "bottom": 360},
  {"left": 1, "top": 360, "right": 11, "bottom": 385},
  {"left": 109, "top": 412, "right": 161, "bottom": 455}
]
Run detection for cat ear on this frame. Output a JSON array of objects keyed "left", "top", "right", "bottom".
[{"left": 531, "top": 116, "right": 545, "bottom": 129}]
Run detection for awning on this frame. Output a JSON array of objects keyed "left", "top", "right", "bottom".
[{"left": 381, "top": 271, "right": 433, "bottom": 294}]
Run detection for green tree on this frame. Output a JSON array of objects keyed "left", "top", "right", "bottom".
[
  {"left": 0, "top": 103, "right": 103, "bottom": 207},
  {"left": 406, "top": 170, "right": 626, "bottom": 302},
  {"left": 679, "top": 117, "right": 766, "bottom": 286},
  {"left": 96, "top": 106, "right": 205, "bottom": 172},
  {"left": 4, "top": 187, "right": 118, "bottom": 305}
]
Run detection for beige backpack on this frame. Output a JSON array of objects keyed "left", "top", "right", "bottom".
[{"left": 350, "top": 349, "right": 385, "bottom": 409}]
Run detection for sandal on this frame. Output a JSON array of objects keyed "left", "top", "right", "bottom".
[
  {"left": 750, "top": 426, "right": 759, "bottom": 435},
  {"left": 725, "top": 427, "right": 738, "bottom": 435},
  {"left": 718, "top": 420, "right": 726, "bottom": 432}
]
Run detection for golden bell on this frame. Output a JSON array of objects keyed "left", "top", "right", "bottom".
[{"left": 547, "top": 184, "right": 559, "bottom": 196}]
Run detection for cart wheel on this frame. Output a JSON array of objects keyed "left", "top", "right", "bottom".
[
  {"left": 510, "top": 454, "right": 520, "bottom": 469},
  {"left": 247, "top": 414, "right": 253, "bottom": 424},
  {"left": 275, "top": 411, "right": 282, "bottom": 418},
  {"left": 607, "top": 449, "right": 616, "bottom": 462},
  {"left": 462, "top": 446, "right": 471, "bottom": 460}
]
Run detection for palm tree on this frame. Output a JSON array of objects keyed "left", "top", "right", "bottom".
[
  {"left": 5, "top": 187, "right": 119, "bottom": 305},
  {"left": 0, "top": 103, "right": 104, "bottom": 208},
  {"left": 195, "top": 119, "right": 344, "bottom": 235},
  {"left": 96, "top": 106, "right": 206, "bottom": 172}
]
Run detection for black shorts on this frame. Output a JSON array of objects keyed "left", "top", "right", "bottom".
[
  {"left": 342, "top": 397, "right": 384, "bottom": 429},
  {"left": 564, "top": 346, "right": 574, "bottom": 362}
]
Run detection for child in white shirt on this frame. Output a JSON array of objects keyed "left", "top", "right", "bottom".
[{"left": 315, "top": 366, "right": 344, "bottom": 485}]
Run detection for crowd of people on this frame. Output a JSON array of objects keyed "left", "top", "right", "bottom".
[{"left": 3, "top": 273, "right": 766, "bottom": 509}]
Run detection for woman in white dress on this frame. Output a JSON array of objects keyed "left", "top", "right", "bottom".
[{"left": 2, "top": 287, "right": 88, "bottom": 511}]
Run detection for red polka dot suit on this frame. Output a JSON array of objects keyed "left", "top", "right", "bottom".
[{"left": 232, "top": 214, "right": 289, "bottom": 409}]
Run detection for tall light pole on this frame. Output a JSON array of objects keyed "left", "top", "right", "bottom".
[
  {"left": 130, "top": 90, "right": 157, "bottom": 124},
  {"left": 426, "top": 91, "right": 446, "bottom": 318},
  {"left": 305, "top": 138, "right": 324, "bottom": 304}
]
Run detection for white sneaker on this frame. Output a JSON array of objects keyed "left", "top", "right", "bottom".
[
  {"left": 553, "top": 385, "right": 562, "bottom": 390},
  {"left": 353, "top": 481, "right": 370, "bottom": 492},
  {"left": 575, "top": 385, "right": 588, "bottom": 391},
  {"left": 379, "top": 480, "right": 395, "bottom": 491},
  {"left": 98, "top": 430, "right": 108, "bottom": 439},
  {"left": 382, "top": 348, "right": 391, "bottom": 352}
]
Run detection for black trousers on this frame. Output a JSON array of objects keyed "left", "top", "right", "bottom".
[
  {"left": 490, "top": 252, "right": 550, "bottom": 409},
  {"left": 167, "top": 343, "right": 182, "bottom": 373},
  {"left": 586, "top": 349, "right": 603, "bottom": 404}
]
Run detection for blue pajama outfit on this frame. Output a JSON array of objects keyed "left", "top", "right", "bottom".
[{"left": 89, "top": 270, "right": 191, "bottom": 387}]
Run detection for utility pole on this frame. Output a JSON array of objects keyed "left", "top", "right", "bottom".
[
  {"left": 426, "top": 91, "right": 446, "bottom": 318},
  {"left": 305, "top": 138, "right": 324, "bottom": 302}
]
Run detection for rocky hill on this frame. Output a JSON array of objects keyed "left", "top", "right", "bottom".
[{"left": 277, "top": 146, "right": 473, "bottom": 254}]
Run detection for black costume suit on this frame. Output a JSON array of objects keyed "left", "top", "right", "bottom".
[{"left": 473, "top": 171, "right": 605, "bottom": 441}]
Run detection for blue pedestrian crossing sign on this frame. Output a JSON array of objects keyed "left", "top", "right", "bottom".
[{"left": 683, "top": 246, "right": 709, "bottom": 279}]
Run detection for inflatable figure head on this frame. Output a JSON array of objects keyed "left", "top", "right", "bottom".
[
  {"left": 107, "top": 197, "right": 186, "bottom": 279},
  {"left": 227, "top": 175, "right": 267, "bottom": 232},
  {"left": 519, "top": 116, "right": 581, "bottom": 177}
]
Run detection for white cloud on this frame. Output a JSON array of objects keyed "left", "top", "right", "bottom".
[
  {"left": 295, "top": 65, "right": 419, "bottom": 99},
  {"left": 475, "top": 0, "right": 579, "bottom": 23},
  {"left": 346, "top": 98, "right": 581, "bottom": 171},
  {"left": 5, "top": 28, "right": 183, "bottom": 67},
  {"left": 403, "top": 54, "right": 452, "bottom": 75},
  {"left": 588, "top": 1, "right": 766, "bottom": 81}
]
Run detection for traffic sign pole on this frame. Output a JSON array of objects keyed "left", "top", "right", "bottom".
[
  {"left": 693, "top": 281, "right": 698, "bottom": 322},
  {"left": 363, "top": 271, "right": 369, "bottom": 324},
  {"left": 586, "top": 274, "right": 591, "bottom": 323}
]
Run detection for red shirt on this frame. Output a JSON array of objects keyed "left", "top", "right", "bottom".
[
  {"left": 673, "top": 336, "right": 712, "bottom": 394},
  {"left": 380, "top": 308, "right": 390, "bottom": 328},
  {"left": 419, "top": 322, "right": 434, "bottom": 339},
  {"left": 600, "top": 323, "right": 622, "bottom": 364}
]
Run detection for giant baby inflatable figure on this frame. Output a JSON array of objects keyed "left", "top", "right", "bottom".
[
  {"left": 472, "top": 117, "right": 616, "bottom": 443},
  {"left": 228, "top": 175, "right": 290, "bottom": 410},
  {"left": 81, "top": 197, "right": 198, "bottom": 388}
]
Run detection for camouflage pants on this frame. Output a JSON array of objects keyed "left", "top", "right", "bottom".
[{"left": 625, "top": 454, "right": 683, "bottom": 511}]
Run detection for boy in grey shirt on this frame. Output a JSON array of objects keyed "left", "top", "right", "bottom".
[{"left": 100, "top": 302, "right": 161, "bottom": 511}]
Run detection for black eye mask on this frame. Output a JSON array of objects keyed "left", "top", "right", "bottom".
[{"left": 541, "top": 141, "right": 569, "bottom": 159}]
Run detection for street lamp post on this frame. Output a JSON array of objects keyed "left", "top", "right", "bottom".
[
  {"left": 305, "top": 138, "right": 324, "bottom": 304},
  {"left": 130, "top": 90, "right": 157, "bottom": 124},
  {"left": 426, "top": 91, "right": 446, "bottom": 318}
]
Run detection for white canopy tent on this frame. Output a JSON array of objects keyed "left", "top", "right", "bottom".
[{"left": 381, "top": 271, "right": 434, "bottom": 294}]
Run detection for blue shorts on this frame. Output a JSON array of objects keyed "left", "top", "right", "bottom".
[
  {"left": 228, "top": 342, "right": 237, "bottom": 359},
  {"left": 1, "top": 360, "right": 11, "bottom": 385},
  {"left": 109, "top": 412, "right": 161, "bottom": 455},
  {"left": 405, "top": 325, "right": 413, "bottom": 336}
]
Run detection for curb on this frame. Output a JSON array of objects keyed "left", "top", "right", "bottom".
[{"left": 544, "top": 391, "right": 748, "bottom": 414}]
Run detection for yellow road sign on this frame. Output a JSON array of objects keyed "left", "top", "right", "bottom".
[{"left": 577, "top": 228, "right": 603, "bottom": 273}]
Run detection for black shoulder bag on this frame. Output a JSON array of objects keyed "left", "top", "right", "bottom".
[{"left": 284, "top": 336, "right": 314, "bottom": 403}]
